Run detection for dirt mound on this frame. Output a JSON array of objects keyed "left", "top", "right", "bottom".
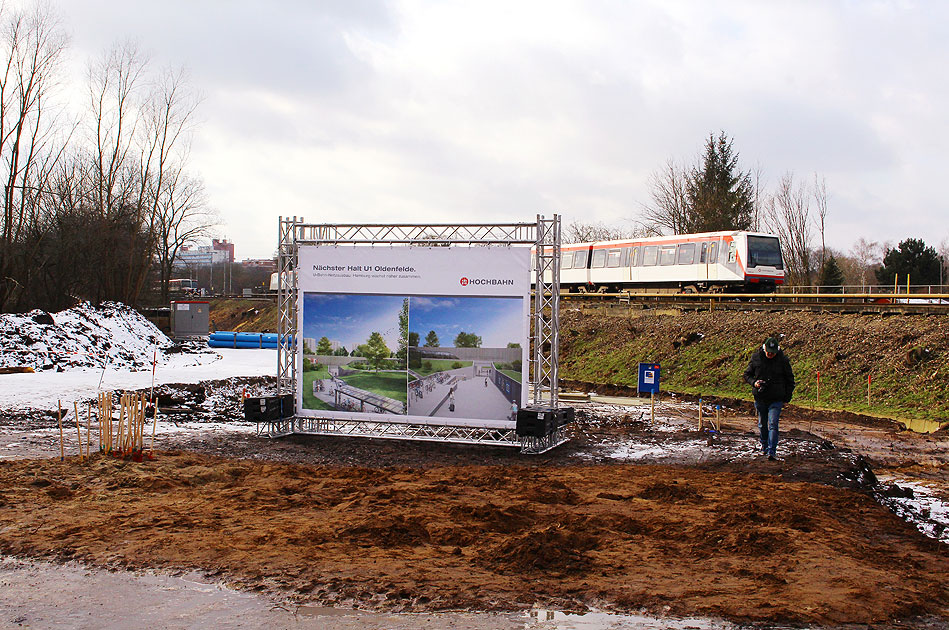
[
  {"left": 0, "top": 301, "right": 199, "bottom": 372},
  {"left": 0, "top": 452, "right": 945, "bottom": 625}
]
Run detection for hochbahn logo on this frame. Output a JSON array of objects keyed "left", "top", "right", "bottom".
[{"left": 459, "top": 277, "right": 515, "bottom": 286}]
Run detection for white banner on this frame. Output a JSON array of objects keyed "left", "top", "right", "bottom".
[
  {"left": 297, "top": 246, "right": 530, "bottom": 426},
  {"left": 299, "top": 246, "right": 530, "bottom": 296}
]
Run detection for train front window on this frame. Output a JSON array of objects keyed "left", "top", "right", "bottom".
[{"left": 747, "top": 236, "right": 783, "bottom": 269}]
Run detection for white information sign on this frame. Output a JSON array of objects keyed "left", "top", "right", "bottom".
[{"left": 296, "top": 246, "right": 531, "bottom": 426}]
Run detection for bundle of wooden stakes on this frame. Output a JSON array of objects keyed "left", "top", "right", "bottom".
[{"left": 55, "top": 392, "right": 159, "bottom": 462}]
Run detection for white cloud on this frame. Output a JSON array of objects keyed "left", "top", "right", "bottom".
[{"left": 33, "top": 0, "right": 949, "bottom": 257}]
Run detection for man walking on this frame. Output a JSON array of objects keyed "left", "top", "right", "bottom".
[{"left": 743, "top": 336, "right": 794, "bottom": 461}]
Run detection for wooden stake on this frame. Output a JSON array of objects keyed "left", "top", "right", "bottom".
[
  {"left": 867, "top": 374, "right": 872, "bottom": 406},
  {"left": 57, "top": 400, "right": 64, "bottom": 461},
  {"left": 698, "top": 395, "right": 703, "bottom": 431},
  {"left": 86, "top": 402, "right": 92, "bottom": 458},
  {"left": 150, "top": 397, "right": 159, "bottom": 455},
  {"left": 117, "top": 394, "right": 126, "bottom": 454},
  {"left": 73, "top": 402, "right": 82, "bottom": 462},
  {"left": 650, "top": 392, "right": 655, "bottom": 423}
]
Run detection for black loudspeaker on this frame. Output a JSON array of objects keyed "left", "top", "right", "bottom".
[
  {"left": 243, "top": 394, "right": 294, "bottom": 421},
  {"left": 515, "top": 406, "right": 575, "bottom": 437}
]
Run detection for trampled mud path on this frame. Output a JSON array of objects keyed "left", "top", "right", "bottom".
[{"left": 0, "top": 452, "right": 946, "bottom": 627}]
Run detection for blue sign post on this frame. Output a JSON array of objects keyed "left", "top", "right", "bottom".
[{"left": 638, "top": 363, "right": 660, "bottom": 422}]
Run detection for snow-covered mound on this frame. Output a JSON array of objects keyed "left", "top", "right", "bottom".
[{"left": 0, "top": 302, "right": 175, "bottom": 372}]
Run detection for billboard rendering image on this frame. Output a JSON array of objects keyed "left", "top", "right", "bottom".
[{"left": 297, "top": 245, "right": 530, "bottom": 425}]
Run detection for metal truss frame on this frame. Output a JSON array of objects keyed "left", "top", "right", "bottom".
[
  {"left": 273, "top": 216, "right": 564, "bottom": 452},
  {"left": 531, "top": 216, "right": 561, "bottom": 409},
  {"left": 295, "top": 417, "right": 520, "bottom": 446}
]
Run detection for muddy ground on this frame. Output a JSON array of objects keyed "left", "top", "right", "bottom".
[{"left": 0, "top": 378, "right": 947, "bottom": 629}]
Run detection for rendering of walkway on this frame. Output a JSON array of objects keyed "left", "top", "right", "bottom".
[{"left": 407, "top": 364, "right": 517, "bottom": 422}]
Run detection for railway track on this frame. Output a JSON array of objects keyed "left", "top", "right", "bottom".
[{"left": 556, "top": 291, "right": 949, "bottom": 315}]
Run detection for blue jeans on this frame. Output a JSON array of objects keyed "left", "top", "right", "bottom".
[{"left": 755, "top": 401, "right": 783, "bottom": 456}]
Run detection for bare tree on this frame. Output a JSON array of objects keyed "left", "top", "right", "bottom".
[
  {"left": 765, "top": 172, "right": 812, "bottom": 286},
  {"left": 130, "top": 65, "right": 200, "bottom": 301},
  {"left": 848, "top": 237, "right": 883, "bottom": 289},
  {"left": 0, "top": 3, "right": 68, "bottom": 311},
  {"left": 937, "top": 236, "right": 948, "bottom": 288},
  {"left": 750, "top": 163, "right": 765, "bottom": 232},
  {"left": 641, "top": 159, "right": 691, "bottom": 235},
  {"left": 85, "top": 42, "right": 202, "bottom": 306},
  {"left": 812, "top": 173, "right": 828, "bottom": 272},
  {"left": 562, "top": 219, "right": 651, "bottom": 244},
  {"left": 153, "top": 171, "right": 216, "bottom": 302}
]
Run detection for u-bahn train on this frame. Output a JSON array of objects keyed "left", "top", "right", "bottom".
[{"left": 537, "top": 230, "right": 785, "bottom": 293}]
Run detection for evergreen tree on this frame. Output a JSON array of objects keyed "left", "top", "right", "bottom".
[
  {"left": 875, "top": 238, "right": 941, "bottom": 286},
  {"left": 424, "top": 330, "right": 439, "bottom": 347},
  {"left": 686, "top": 132, "right": 755, "bottom": 232},
  {"left": 408, "top": 331, "right": 420, "bottom": 347},
  {"left": 817, "top": 255, "right": 845, "bottom": 292}
]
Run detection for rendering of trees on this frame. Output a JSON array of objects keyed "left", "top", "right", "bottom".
[
  {"left": 317, "top": 336, "right": 333, "bottom": 355},
  {"left": 454, "top": 331, "right": 482, "bottom": 348}
]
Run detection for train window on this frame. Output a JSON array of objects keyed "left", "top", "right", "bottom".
[
  {"left": 708, "top": 242, "right": 719, "bottom": 264},
  {"left": 727, "top": 241, "right": 737, "bottom": 263},
  {"left": 700, "top": 243, "right": 708, "bottom": 263},
  {"left": 747, "top": 236, "right": 784, "bottom": 269},
  {"left": 607, "top": 249, "right": 621, "bottom": 268},
  {"left": 561, "top": 252, "right": 574, "bottom": 269},
  {"left": 642, "top": 246, "right": 658, "bottom": 266},
  {"left": 677, "top": 243, "right": 696, "bottom": 265},
  {"left": 591, "top": 249, "right": 607, "bottom": 268},
  {"left": 659, "top": 245, "right": 676, "bottom": 266},
  {"left": 573, "top": 250, "right": 588, "bottom": 268},
  {"left": 630, "top": 247, "right": 640, "bottom": 267}
]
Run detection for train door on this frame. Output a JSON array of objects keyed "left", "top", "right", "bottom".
[
  {"left": 704, "top": 239, "right": 721, "bottom": 282},
  {"left": 722, "top": 237, "right": 740, "bottom": 281},
  {"left": 698, "top": 241, "right": 710, "bottom": 283}
]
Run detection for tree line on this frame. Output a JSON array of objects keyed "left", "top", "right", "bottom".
[
  {"left": 565, "top": 131, "right": 947, "bottom": 288},
  {"left": 0, "top": 4, "right": 213, "bottom": 313}
]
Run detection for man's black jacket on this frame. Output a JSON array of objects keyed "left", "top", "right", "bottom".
[{"left": 743, "top": 348, "right": 795, "bottom": 404}]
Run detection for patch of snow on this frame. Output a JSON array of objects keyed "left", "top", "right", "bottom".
[
  {"left": 0, "top": 302, "right": 204, "bottom": 372},
  {"left": 876, "top": 475, "right": 949, "bottom": 545},
  {"left": 0, "top": 348, "right": 276, "bottom": 411}
]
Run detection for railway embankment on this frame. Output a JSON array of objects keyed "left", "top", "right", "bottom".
[
  {"left": 206, "top": 299, "right": 949, "bottom": 430},
  {"left": 560, "top": 306, "right": 949, "bottom": 430}
]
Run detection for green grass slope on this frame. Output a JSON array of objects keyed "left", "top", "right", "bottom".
[{"left": 559, "top": 307, "right": 949, "bottom": 424}]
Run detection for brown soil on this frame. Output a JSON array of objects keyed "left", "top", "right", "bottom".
[{"left": 0, "top": 451, "right": 946, "bottom": 626}]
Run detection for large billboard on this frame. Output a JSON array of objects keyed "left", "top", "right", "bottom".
[{"left": 297, "top": 246, "right": 530, "bottom": 426}]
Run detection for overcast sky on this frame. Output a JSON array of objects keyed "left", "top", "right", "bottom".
[{"left": 39, "top": 0, "right": 949, "bottom": 259}]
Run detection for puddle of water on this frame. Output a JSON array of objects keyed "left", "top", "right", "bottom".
[{"left": 524, "top": 607, "right": 743, "bottom": 629}]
